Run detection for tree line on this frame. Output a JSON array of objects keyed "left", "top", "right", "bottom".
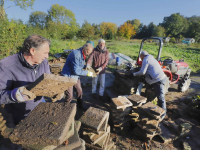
[{"left": 0, "top": 1, "right": 200, "bottom": 58}]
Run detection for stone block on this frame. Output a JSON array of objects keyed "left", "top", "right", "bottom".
[
  {"left": 26, "top": 73, "right": 77, "bottom": 97},
  {"left": 95, "top": 133, "right": 110, "bottom": 149},
  {"left": 111, "top": 96, "right": 132, "bottom": 109},
  {"left": 75, "top": 120, "right": 81, "bottom": 132},
  {"left": 73, "top": 138, "right": 86, "bottom": 150},
  {"left": 127, "top": 94, "right": 147, "bottom": 105},
  {"left": 157, "top": 122, "right": 178, "bottom": 143},
  {"left": 139, "top": 102, "right": 165, "bottom": 119},
  {"left": 80, "top": 107, "right": 109, "bottom": 133},
  {"left": 84, "top": 125, "right": 110, "bottom": 145},
  {"left": 85, "top": 143, "right": 102, "bottom": 150},
  {"left": 55, "top": 127, "right": 81, "bottom": 150},
  {"left": 10, "top": 103, "right": 76, "bottom": 146}
]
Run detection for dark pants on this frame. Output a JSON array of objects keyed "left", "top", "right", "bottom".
[
  {"left": 152, "top": 77, "right": 167, "bottom": 112},
  {"left": 147, "top": 77, "right": 167, "bottom": 117},
  {"left": 65, "top": 79, "right": 82, "bottom": 102}
]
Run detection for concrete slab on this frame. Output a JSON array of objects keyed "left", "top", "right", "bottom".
[
  {"left": 75, "top": 120, "right": 81, "bottom": 132},
  {"left": 85, "top": 143, "right": 102, "bottom": 150},
  {"left": 26, "top": 73, "right": 77, "bottom": 97},
  {"left": 157, "top": 122, "right": 178, "bottom": 143},
  {"left": 127, "top": 94, "right": 147, "bottom": 105},
  {"left": 10, "top": 103, "right": 76, "bottom": 146},
  {"left": 80, "top": 107, "right": 109, "bottom": 132},
  {"left": 65, "top": 120, "right": 74, "bottom": 140},
  {"left": 73, "top": 138, "right": 86, "bottom": 150},
  {"left": 111, "top": 96, "right": 132, "bottom": 109},
  {"left": 55, "top": 128, "right": 81, "bottom": 150},
  {"left": 139, "top": 102, "right": 165, "bottom": 119}
]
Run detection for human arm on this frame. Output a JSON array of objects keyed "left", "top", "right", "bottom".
[
  {"left": 133, "top": 59, "right": 149, "bottom": 76},
  {"left": 71, "top": 55, "right": 88, "bottom": 76}
]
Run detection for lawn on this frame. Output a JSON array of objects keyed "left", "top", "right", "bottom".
[{"left": 49, "top": 39, "right": 200, "bottom": 73}]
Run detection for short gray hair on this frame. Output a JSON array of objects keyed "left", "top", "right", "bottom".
[
  {"left": 83, "top": 43, "right": 93, "bottom": 50},
  {"left": 140, "top": 51, "right": 148, "bottom": 56},
  {"left": 22, "top": 35, "right": 51, "bottom": 53},
  {"left": 98, "top": 39, "right": 105, "bottom": 44}
]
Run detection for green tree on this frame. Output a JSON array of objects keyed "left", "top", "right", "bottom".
[
  {"left": 0, "top": 0, "right": 35, "bottom": 18},
  {"left": 161, "top": 13, "right": 188, "bottom": 39},
  {"left": 126, "top": 19, "right": 141, "bottom": 34},
  {"left": 152, "top": 26, "right": 166, "bottom": 37},
  {"left": 29, "top": 11, "right": 47, "bottom": 29},
  {"left": 147, "top": 22, "right": 157, "bottom": 37},
  {"left": 186, "top": 15, "right": 200, "bottom": 42},
  {"left": 77, "top": 20, "right": 94, "bottom": 40},
  {"left": 46, "top": 4, "right": 79, "bottom": 39}
]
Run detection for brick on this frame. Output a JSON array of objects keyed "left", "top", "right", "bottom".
[
  {"left": 10, "top": 103, "right": 76, "bottom": 146},
  {"left": 111, "top": 96, "right": 133, "bottom": 109},
  {"left": 26, "top": 73, "right": 77, "bottom": 97},
  {"left": 80, "top": 107, "right": 109, "bottom": 132}
]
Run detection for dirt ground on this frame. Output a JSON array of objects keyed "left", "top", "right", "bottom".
[{"left": 73, "top": 73, "right": 200, "bottom": 150}]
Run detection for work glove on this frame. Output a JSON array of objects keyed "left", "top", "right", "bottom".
[
  {"left": 0, "top": 113, "right": 7, "bottom": 132},
  {"left": 52, "top": 92, "right": 64, "bottom": 102},
  {"left": 86, "top": 64, "right": 91, "bottom": 70},
  {"left": 87, "top": 71, "right": 93, "bottom": 77},
  {"left": 96, "top": 67, "right": 102, "bottom": 74},
  {"left": 11, "top": 86, "right": 36, "bottom": 102}
]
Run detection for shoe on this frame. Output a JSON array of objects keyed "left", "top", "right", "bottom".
[
  {"left": 92, "top": 93, "right": 98, "bottom": 99},
  {"left": 99, "top": 96, "right": 104, "bottom": 101}
]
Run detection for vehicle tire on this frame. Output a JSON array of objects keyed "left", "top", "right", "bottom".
[
  {"left": 178, "top": 77, "right": 191, "bottom": 92},
  {"left": 164, "top": 77, "right": 170, "bottom": 94}
]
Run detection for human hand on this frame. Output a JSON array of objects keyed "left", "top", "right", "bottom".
[
  {"left": 11, "top": 86, "right": 36, "bottom": 102},
  {"left": 87, "top": 71, "right": 93, "bottom": 77},
  {"left": 52, "top": 92, "right": 64, "bottom": 102},
  {"left": 96, "top": 67, "right": 102, "bottom": 74},
  {"left": 86, "top": 64, "right": 91, "bottom": 70}
]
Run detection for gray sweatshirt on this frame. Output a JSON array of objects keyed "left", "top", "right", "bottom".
[{"left": 134, "top": 54, "right": 166, "bottom": 84}]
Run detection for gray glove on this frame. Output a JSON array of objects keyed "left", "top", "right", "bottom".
[
  {"left": 86, "top": 64, "right": 92, "bottom": 70},
  {"left": 11, "top": 86, "right": 36, "bottom": 102},
  {"left": 96, "top": 67, "right": 102, "bottom": 74}
]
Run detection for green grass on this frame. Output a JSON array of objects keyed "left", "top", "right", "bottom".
[{"left": 49, "top": 39, "right": 200, "bottom": 73}]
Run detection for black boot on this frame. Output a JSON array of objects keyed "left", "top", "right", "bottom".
[{"left": 77, "top": 98, "right": 83, "bottom": 109}]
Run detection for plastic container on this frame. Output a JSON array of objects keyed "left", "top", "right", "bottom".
[
  {"left": 86, "top": 41, "right": 94, "bottom": 47},
  {"left": 116, "top": 57, "right": 122, "bottom": 66}
]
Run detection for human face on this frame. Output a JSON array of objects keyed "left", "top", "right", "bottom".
[
  {"left": 98, "top": 42, "right": 105, "bottom": 50},
  {"left": 31, "top": 42, "right": 49, "bottom": 65},
  {"left": 140, "top": 54, "right": 145, "bottom": 61},
  {"left": 84, "top": 47, "right": 93, "bottom": 56}
]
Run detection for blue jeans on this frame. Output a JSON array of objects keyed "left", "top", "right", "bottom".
[{"left": 152, "top": 77, "right": 167, "bottom": 117}]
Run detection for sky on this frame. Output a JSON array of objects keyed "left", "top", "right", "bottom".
[{"left": 4, "top": 0, "right": 200, "bottom": 27}]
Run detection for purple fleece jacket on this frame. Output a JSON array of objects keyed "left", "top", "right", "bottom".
[{"left": 0, "top": 52, "right": 51, "bottom": 124}]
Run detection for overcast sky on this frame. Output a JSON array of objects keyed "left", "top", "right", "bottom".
[{"left": 4, "top": 0, "right": 200, "bottom": 26}]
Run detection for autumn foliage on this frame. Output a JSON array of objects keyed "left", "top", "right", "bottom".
[{"left": 118, "top": 23, "right": 136, "bottom": 39}]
